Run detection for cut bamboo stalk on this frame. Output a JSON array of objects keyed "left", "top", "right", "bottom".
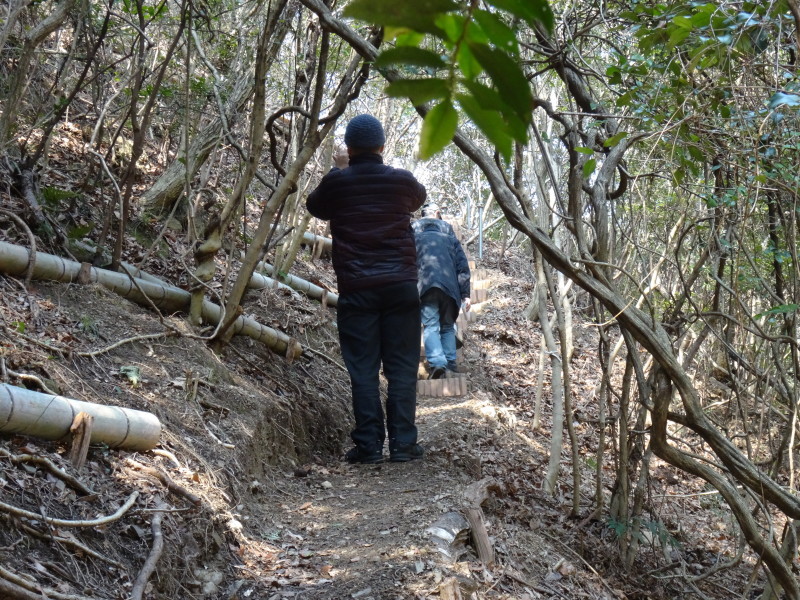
[
  {"left": 258, "top": 262, "right": 338, "bottom": 307},
  {"left": 441, "top": 378, "right": 452, "bottom": 396},
  {"left": 439, "top": 578, "right": 463, "bottom": 600},
  {"left": 68, "top": 411, "right": 93, "bottom": 469},
  {"left": 0, "top": 383, "right": 161, "bottom": 451},
  {"left": 471, "top": 289, "right": 488, "bottom": 303},
  {"left": 301, "top": 231, "right": 332, "bottom": 254},
  {"left": 0, "top": 241, "right": 302, "bottom": 359}
]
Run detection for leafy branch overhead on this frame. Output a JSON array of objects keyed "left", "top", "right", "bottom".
[{"left": 344, "top": 0, "right": 555, "bottom": 159}]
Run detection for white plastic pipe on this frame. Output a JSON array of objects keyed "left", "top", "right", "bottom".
[{"left": 301, "top": 231, "right": 332, "bottom": 254}]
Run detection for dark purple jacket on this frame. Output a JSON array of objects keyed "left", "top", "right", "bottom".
[{"left": 306, "top": 153, "right": 426, "bottom": 294}]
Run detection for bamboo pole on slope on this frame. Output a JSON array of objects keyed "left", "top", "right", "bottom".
[
  {"left": 259, "top": 262, "right": 338, "bottom": 307},
  {"left": 0, "top": 241, "right": 302, "bottom": 359},
  {"left": 0, "top": 383, "right": 161, "bottom": 451},
  {"left": 301, "top": 231, "right": 332, "bottom": 255}
]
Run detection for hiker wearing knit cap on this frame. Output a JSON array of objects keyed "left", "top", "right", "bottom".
[
  {"left": 344, "top": 114, "right": 386, "bottom": 150},
  {"left": 307, "top": 114, "right": 427, "bottom": 465}
]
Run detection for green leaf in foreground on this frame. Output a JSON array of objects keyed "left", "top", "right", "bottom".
[
  {"left": 419, "top": 101, "right": 458, "bottom": 160},
  {"left": 344, "top": 0, "right": 458, "bottom": 36},
  {"left": 473, "top": 9, "right": 518, "bottom": 53},
  {"left": 583, "top": 158, "right": 597, "bottom": 178},
  {"left": 467, "top": 42, "right": 532, "bottom": 125},
  {"left": 386, "top": 78, "right": 450, "bottom": 106},
  {"left": 486, "top": 0, "right": 555, "bottom": 32},
  {"left": 603, "top": 131, "right": 628, "bottom": 148},
  {"left": 460, "top": 79, "right": 528, "bottom": 143},
  {"left": 457, "top": 93, "right": 513, "bottom": 160},
  {"left": 754, "top": 303, "right": 799, "bottom": 319},
  {"left": 373, "top": 47, "right": 447, "bottom": 69}
]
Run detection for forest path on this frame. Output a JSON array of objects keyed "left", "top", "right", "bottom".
[
  {"left": 238, "top": 385, "right": 552, "bottom": 600},
  {"left": 233, "top": 267, "right": 571, "bottom": 600}
]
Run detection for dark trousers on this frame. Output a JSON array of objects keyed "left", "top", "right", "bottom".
[{"left": 337, "top": 281, "right": 421, "bottom": 452}]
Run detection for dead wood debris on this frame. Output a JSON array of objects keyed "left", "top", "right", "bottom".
[
  {"left": 129, "top": 504, "right": 166, "bottom": 600},
  {"left": 0, "top": 564, "right": 110, "bottom": 600},
  {"left": 0, "top": 447, "right": 95, "bottom": 496},
  {"left": 125, "top": 457, "right": 202, "bottom": 506},
  {"left": 0, "top": 490, "right": 139, "bottom": 528}
]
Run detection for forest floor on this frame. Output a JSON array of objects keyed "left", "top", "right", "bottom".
[{"left": 0, "top": 228, "right": 764, "bottom": 600}]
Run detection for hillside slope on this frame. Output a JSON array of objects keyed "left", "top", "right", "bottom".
[{"left": 0, "top": 236, "right": 754, "bottom": 600}]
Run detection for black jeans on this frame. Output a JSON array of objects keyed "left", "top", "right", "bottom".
[{"left": 337, "top": 281, "right": 421, "bottom": 452}]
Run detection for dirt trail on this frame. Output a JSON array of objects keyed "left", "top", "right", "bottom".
[
  {"left": 225, "top": 263, "right": 560, "bottom": 599},
  {"left": 237, "top": 391, "right": 547, "bottom": 599}
]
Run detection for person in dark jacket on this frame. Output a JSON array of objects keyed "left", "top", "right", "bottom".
[
  {"left": 306, "top": 114, "right": 427, "bottom": 464},
  {"left": 412, "top": 203, "right": 471, "bottom": 378}
]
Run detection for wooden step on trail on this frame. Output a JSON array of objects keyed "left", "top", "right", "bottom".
[
  {"left": 471, "top": 288, "right": 489, "bottom": 303},
  {"left": 417, "top": 373, "right": 468, "bottom": 397},
  {"left": 471, "top": 268, "right": 493, "bottom": 282}
]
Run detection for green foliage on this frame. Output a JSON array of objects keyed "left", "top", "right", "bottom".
[
  {"left": 344, "top": 0, "right": 554, "bottom": 160},
  {"left": 607, "top": 516, "right": 681, "bottom": 550},
  {"left": 582, "top": 158, "right": 597, "bottom": 179},
  {"left": 420, "top": 100, "right": 458, "bottom": 159},
  {"left": 78, "top": 315, "right": 100, "bottom": 337},
  {"left": 755, "top": 303, "right": 799, "bottom": 320},
  {"left": 68, "top": 224, "right": 95, "bottom": 240},
  {"left": 119, "top": 365, "right": 141, "bottom": 387},
  {"left": 121, "top": 0, "right": 168, "bottom": 21},
  {"left": 41, "top": 186, "right": 80, "bottom": 209}
]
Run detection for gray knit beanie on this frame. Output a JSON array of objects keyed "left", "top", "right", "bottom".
[{"left": 344, "top": 114, "right": 386, "bottom": 149}]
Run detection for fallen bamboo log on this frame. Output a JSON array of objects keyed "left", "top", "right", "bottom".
[
  {"left": 258, "top": 262, "right": 338, "bottom": 308},
  {"left": 247, "top": 270, "right": 302, "bottom": 298},
  {"left": 0, "top": 383, "right": 161, "bottom": 451},
  {"left": 301, "top": 231, "right": 331, "bottom": 254},
  {"left": 0, "top": 241, "right": 302, "bottom": 359}
]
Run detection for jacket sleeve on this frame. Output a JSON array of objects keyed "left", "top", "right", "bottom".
[
  {"left": 400, "top": 169, "right": 426, "bottom": 212},
  {"left": 452, "top": 235, "right": 470, "bottom": 301},
  {"left": 306, "top": 169, "right": 340, "bottom": 221}
]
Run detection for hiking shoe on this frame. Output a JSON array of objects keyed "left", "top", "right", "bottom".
[
  {"left": 446, "top": 363, "right": 465, "bottom": 374},
  {"left": 390, "top": 444, "right": 425, "bottom": 462},
  {"left": 428, "top": 366, "right": 446, "bottom": 380},
  {"left": 344, "top": 446, "right": 384, "bottom": 464}
]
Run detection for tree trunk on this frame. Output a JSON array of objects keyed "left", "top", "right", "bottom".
[
  {"left": 0, "top": 0, "right": 78, "bottom": 148},
  {"left": 539, "top": 253, "right": 565, "bottom": 496}
]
